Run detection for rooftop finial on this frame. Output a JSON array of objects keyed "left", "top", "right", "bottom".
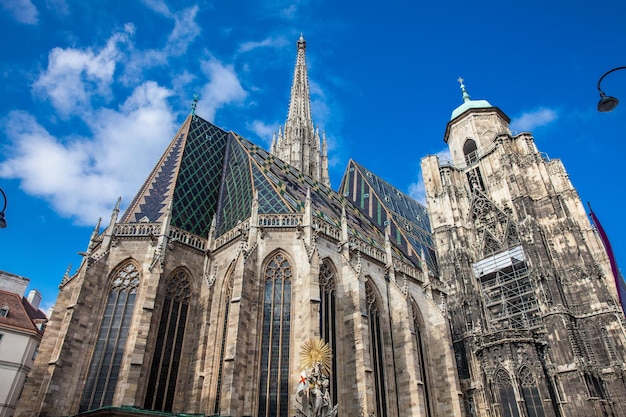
[
  {"left": 298, "top": 33, "right": 306, "bottom": 49},
  {"left": 191, "top": 94, "right": 199, "bottom": 115},
  {"left": 458, "top": 77, "right": 471, "bottom": 103}
]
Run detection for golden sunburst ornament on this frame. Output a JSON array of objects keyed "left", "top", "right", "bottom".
[{"left": 300, "top": 338, "right": 333, "bottom": 376}]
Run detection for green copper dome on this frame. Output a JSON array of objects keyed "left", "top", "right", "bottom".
[{"left": 450, "top": 77, "right": 492, "bottom": 120}]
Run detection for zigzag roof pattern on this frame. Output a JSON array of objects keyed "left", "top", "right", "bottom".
[
  {"left": 339, "top": 160, "right": 439, "bottom": 275},
  {"left": 121, "top": 115, "right": 416, "bottom": 267}
]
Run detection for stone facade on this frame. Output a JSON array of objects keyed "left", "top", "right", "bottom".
[
  {"left": 421, "top": 87, "right": 626, "bottom": 417},
  {"left": 15, "top": 38, "right": 461, "bottom": 417},
  {"left": 14, "top": 45, "right": 626, "bottom": 417}
]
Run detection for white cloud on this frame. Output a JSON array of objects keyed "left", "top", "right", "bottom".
[
  {"left": 44, "top": 0, "right": 69, "bottom": 16},
  {"left": 1, "top": 0, "right": 38, "bottom": 24},
  {"left": 248, "top": 120, "right": 279, "bottom": 146},
  {"left": 121, "top": 7, "right": 200, "bottom": 84},
  {"left": 0, "top": 83, "right": 176, "bottom": 225},
  {"left": 196, "top": 58, "right": 247, "bottom": 121},
  {"left": 408, "top": 148, "right": 450, "bottom": 204},
  {"left": 239, "top": 36, "right": 289, "bottom": 53},
  {"left": 33, "top": 28, "right": 132, "bottom": 117},
  {"left": 510, "top": 108, "right": 558, "bottom": 132}
]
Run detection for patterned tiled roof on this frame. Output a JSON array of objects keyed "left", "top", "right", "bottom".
[
  {"left": 121, "top": 115, "right": 418, "bottom": 267},
  {"left": 339, "top": 160, "right": 439, "bottom": 275}
]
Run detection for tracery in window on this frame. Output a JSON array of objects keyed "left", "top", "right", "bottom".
[
  {"left": 258, "top": 252, "right": 292, "bottom": 417},
  {"left": 319, "top": 260, "right": 338, "bottom": 403},
  {"left": 145, "top": 269, "right": 191, "bottom": 412},
  {"left": 80, "top": 262, "right": 140, "bottom": 412},
  {"left": 519, "top": 366, "right": 544, "bottom": 417},
  {"left": 366, "top": 281, "right": 387, "bottom": 417},
  {"left": 495, "top": 370, "right": 520, "bottom": 417}
]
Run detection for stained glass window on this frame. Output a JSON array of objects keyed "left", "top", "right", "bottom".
[
  {"left": 319, "top": 260, "right": 337, "bottom": 403},
  {"left": 80, "top": 262, "right": 140, "bottom": 412},
  {"left": 258, "top": 253, "right": 292, "bottom": 417},
  {"left": 366, "top": 281, "right": 387, "bottom": 417},
  {"left": 144, "top": 270, "right": 191, "bottom": 411}
]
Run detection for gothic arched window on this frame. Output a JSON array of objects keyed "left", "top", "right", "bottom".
[
  {"left": 366, "top": 281, "right": 387, "bottom": 417},
  {"left": 214, "top": 268, "right": 235, "bottom": 414},
  {"left": 410, "top": 300, "right": 432, "bottom": 417},
  {"left": 144, "top": 269, "right": 191, "bottom": 412},
  {"left": 495, "top": 370, "right": 520, "bottom": 417},
  {"left": 319, "top": 260, "right": 338, "bottom": 403},
  {"left": 463, "top": 139, "right": 478, "bottom": 164},
  {"left": 258, "top": 252, "right": 292, "bottom": 417},
  {"left": 601, "top": 327, "right": 617, "bottom": 365},
  {"left": 519, "top": 367, "right": 545, "bottom": 417},
  {"left": 80, "top": 262, "right": 140, "bottom": 412}
]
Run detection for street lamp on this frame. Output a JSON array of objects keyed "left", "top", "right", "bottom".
[
  {"left": 0, "top": 188, "right": 6, "bottom": 228},
  {"left": 597, "top": 66, "right": 626, "bottom": 112}
]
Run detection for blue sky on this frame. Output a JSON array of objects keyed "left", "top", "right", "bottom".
[{"left": 1, "top": 0, "right": 625, "bottom": 311}]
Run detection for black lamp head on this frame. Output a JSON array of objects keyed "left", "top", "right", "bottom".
[{"left": 598, "top": 92, "right": 619, "bottom": 112}]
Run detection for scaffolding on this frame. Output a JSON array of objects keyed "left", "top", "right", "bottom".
[{"left": 472, "top": 246, "right": 541, "bottom": 330}]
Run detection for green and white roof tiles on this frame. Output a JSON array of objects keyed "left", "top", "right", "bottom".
[{"left": 121, "top": 114, "right": 412, "bottom": 267}]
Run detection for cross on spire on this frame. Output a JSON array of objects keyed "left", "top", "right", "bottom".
[{"left": 458, "top": 77, "right": 471, "bottom": 102}]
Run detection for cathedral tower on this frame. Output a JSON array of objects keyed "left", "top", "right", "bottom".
[
  {"left": 422, "top": 80, "right": 626, "bottom": 417},
  {"left": 15, "top": 40, "right": 460, "bottom": 417},
  {"left": 271, "top": 35, "right": 330, "bottom": 187}
]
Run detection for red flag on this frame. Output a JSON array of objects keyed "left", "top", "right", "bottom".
[{"left": 589, "top": 203, "right": 626, "bottom": 315}]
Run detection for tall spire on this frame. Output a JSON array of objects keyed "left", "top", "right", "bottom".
[{"left": 272, "top": 35, "right": 330, "bottom": 187}]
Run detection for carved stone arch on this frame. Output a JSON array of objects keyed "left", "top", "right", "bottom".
[
  {"left": 518, "top": 365, "right": 537, "bottom": 387},
  {"left": 493, "top": 369, "right": 520, "bottom": 417},
  {"left": 319, "top": 257, "right": 337, "bottom": 294},
  {"left": 258, "top": 249, "right": 293, "bottom": 417},
  {"left": 144, "top": 267, "right": 192, "bottom": 412},
  {"left": 164, "top": 266, "right": 193, "bottom": 299},
  {"left": 503, "top": 217, "right": 520, "bottom": 247},
  {"left": 481, "top": 228, "right": 503, "bottom": 257},
  {"left": 365, "top": 277, "right": 383, "bottom": 312},
  {"left": 79, "top": 258, "right": 141, "bottom": 412},
  {"left": 108, "top": 258, "right": 142, "bottom": 289},
  {"left": 261, "top": 248, "right": 296, "bottom": 277},
  {"left": 463, "top": 138, "right": 478, "bottom": 164},
  {"left": 517, "top": 365, "right": 545, "bottom": 417}
]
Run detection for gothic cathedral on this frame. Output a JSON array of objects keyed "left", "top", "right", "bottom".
[{"left": 16, "top": 38, "right": 626, "bottom": 417}]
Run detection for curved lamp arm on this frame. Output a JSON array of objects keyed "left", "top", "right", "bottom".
[
  {"left": 0, "top": 188, "right": 6, "bottom": 228},
  {"left": 597, "top": 66, "right": 626, "bottom": 112}
]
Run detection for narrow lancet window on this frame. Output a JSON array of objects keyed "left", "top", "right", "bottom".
[
  {"left": 258, "top": 253, "right": 292, "bottom": 417},
  {"left": 144, "top": 270, "right": 191, "bottom": 411},
  {"left": 366, "top": 281, "right": 387, "bottom": 417},
  {"left": 319, "top": 260, "right": 338, "bottom": 403},
  {"left": 80, "top": 262, "right": 140, "bottom": 412}
]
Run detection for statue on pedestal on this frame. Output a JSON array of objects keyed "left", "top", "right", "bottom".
[{"left": 296, "top": 338, "right": 338, "bottom": 417}]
